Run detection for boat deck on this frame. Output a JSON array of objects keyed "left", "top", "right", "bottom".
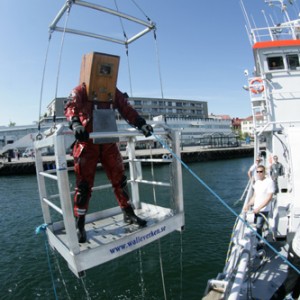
[{"left": 246, "top": 240, "right": 288, "bottom": 300}]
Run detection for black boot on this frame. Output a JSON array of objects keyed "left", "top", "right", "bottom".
[
  {"left": 122, "top": 206, "right": 147, "bottom": 227},
  {"left": 76, "top": 216, "right": 87, "bottom": 243}
]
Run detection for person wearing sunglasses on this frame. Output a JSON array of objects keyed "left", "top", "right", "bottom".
[
  {"left": 243, "top": 165, "right": 275, "bottom": 246},
  {"left": 247, "top": 156, "right": 263, "bottom": 183}
]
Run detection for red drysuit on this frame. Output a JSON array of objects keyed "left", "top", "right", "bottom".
[{"left": 64, "top": 83, "right": 146, "bottom": 217}]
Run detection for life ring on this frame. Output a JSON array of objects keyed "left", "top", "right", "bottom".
[{"left": 250, "top": 78, "right": 264, "bottom": 94}]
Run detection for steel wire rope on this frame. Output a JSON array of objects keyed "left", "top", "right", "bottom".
[
  {"left": 38, "top": 0, "right": 72, "bottom": 133},
  {"left": 130, "top": 0, "right": 152, "bottom": 22},
  {"left": 152, "top": 133, "right": 300, "bottom": 276},
  {"left": 153, "top": 30, "right": 164, "bottom": 99},
  {"left": 148, "top": 144, "right": 167, "bottom": 300},
  {"left": 35, "top": 224, "right": 58, "bottom": 300},
  {"left": 114, "top": 1, "right": 168, "bottom": 296},
  {"left": 37, "top": 33, "right": 52, "bottom": 136},
  {"left": 144, "top": 17, "right": 171, "bottom": 299},
  {"left": 150, "top": 20, "right": 181, "bottom": 300},
  {"left": 52, "top": 2, "right": 72, "bottom": 127},
  {"left": 54, "top": 5, "right": 94, "bottom": 298},
  {"left": 148, "top": 144, "right": 183, "bottom": 300},
  {"left": 52, "top": 251, "right": 72, "bottom": 300},
  {"left": 35, "top": 3, "right": 73, "bottom": 299},
  {"left": 113, "top": 0, "right": 133, "bottom": 97},
  {"left": 79, "top": 277, "right": 92, "bottom": 300},
  {"left": 112, "top": 4, "right": 152, "bottom": 299},
  {"left": 146, "top": 13, "right": 171, "bottom": 300},
  {"left": 36, "top": 3, "right": 81, "bottom": 299},
  {"left": 130, "top": 0, "right": 164, "bottom": 99},
  {"left": 124, "top": 46, "right": 134, "bottom": 97}
]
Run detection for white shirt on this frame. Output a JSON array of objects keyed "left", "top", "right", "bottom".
[{"left": 253, "top": 177, "right": 275, "bottom": 212}]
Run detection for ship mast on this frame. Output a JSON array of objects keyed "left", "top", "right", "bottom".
[{"left": 264, "top": 0, "right": 297, "bottom": 39}]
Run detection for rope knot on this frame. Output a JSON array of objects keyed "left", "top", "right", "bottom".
[{"left": 35, "top": 223, "right": 48, "bottom": 234}]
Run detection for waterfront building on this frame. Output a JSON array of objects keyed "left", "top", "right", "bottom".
[
  {"left": 128, "top": 97, "right": 208, "bottom": 120},
  {"left": 44, "top": 96, "right": 208, "bottom": 121},
  {"left": 0, "top": 96, "right": 237, "bottom": 154}
]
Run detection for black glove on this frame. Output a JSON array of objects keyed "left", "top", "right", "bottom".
[
  {"left": 71, "top": 117, "right": 89, "bottom": 141},
  {"left": 140, "top": 124, "right": 153, "bottom": 137},
  {"left": 135, "top": 117, "right": 153, "bottom": 137}
]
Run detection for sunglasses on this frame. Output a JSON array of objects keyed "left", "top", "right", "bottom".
[{"left": 256, "top": 170, "right": 264, "bottom": 173}]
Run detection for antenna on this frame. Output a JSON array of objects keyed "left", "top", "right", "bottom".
[
  {"left": 241, "top": 0, "right": 256, "bottom": 44},
  {"left": 240, "top": 0, "right": 252, "bottom": 33},
  {"left": 264, "top": 0, "right": 297, "bottom": 38}
]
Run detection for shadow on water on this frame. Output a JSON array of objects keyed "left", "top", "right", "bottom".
[{"left": 0, "top": 157, "right": 251, "bottom": 300}]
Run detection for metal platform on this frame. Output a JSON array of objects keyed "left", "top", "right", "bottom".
[
  {"left": 48, "top": 203, "right": 184, "bottom": 276},
  {"left": 34, "top": 126, "right": 184, "bottom": 277}
]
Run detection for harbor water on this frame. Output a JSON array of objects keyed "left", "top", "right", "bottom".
[{"left": 0, "top": 157, "right": 251, "bottom": 300}]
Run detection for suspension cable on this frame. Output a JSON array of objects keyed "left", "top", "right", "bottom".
[
  {"left": 113, "top": 0, "right": 134, "bottom": 96},
  {"left": 35, "top": 224, "right": 58, "bottom": 300},
  {"left": 153, "top": 30, "right": 164, "bottom": 99},
  {"left": 53, "top": 1, "right": 72, "bottom": 125},
  {"left": 113, "top": 0, "right": 127, "bottom": 41},
  {"left": 148, "top": 144, "right": 167, "bottom": 300},
  {"left": 129, "top": 0, "right": 165, "bottom": 99},
  {"left": 130, "top": 0, "right": 152, "bottom": 22},
  {"left": 37, "top": 33, "right": 52, "bottom": 135},
  {"left": 125, "top": 46, "right": 134, "bottom": 97}
]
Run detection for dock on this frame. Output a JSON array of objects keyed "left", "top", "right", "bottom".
[{"left": 0, "top": 145, "right": 254, "bottom": 176}]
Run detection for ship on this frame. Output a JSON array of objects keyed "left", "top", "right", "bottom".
[{"left": 203, "top": 1, "right": 300, "bottom": 299}]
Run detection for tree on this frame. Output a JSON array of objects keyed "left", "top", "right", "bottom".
[{"left": 8, "top": 121, "right": 16, "bottom": 127}]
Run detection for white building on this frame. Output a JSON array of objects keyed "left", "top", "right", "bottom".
[{"left": 0, "top": 96, "right": 236, "bottom": 154}]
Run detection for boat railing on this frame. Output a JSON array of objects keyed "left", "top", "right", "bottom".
[
  {"left": 255, "top": 120, "right": 300, "bottom": 136},
  {"left": 224, "top": 243, "right": 251, "bottom": 300},
  {"left": 218, "top": 182, "right": 254, "bottom": 289},
  {"left": 34, "top": 124, "right": 183, "bottom": 218},
  {"left": 204, "top": 215, "right": 253, "bottom": 298},
  {"left": 251, "top": 21, "right": 300, "bottom": 44}
]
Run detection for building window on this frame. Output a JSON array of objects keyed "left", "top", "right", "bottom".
[
  {"left": 267, "top": 56, "right": 284, "bottom": 70},
  {"left": 287, "top": 54, "right": 300, "bottom": 70}
]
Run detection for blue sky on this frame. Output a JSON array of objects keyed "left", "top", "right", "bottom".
[{"left": 0, "top": 0, "right": 299, "bottom": 126}]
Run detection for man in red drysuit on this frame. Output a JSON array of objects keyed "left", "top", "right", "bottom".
[{"left": 64, "top": 54, "right": 153, "bottom": 243}]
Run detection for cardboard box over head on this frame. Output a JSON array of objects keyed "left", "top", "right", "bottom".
[{"left": 79, "top": 52, "right": 120, "bottom": 102}]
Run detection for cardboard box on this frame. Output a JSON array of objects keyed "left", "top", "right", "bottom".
[{"left": 79, "top": 52, "right": 120, "bottom": 102}]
